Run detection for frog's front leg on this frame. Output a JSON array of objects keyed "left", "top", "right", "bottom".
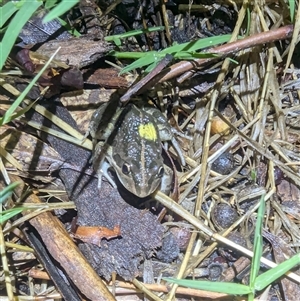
[
  {"left": 92, "top": 142, "right": 117, "bottom": 190},
  {"left": 160, "top": 164, "right": 173, "bottom": 195},
  {"left": 157, "top": 126, "right": 186, "bottom": 167}
]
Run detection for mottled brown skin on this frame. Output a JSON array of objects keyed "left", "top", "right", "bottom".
[{"left": 87, "top": 100, "right": 185, "bottom": 197}]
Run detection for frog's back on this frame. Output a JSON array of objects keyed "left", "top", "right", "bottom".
[{"left": 110, "top": 104, "right": 165, "bottom": 197}]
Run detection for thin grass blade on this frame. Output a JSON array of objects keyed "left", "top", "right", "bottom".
[
  {"left": 0, "top": 47, "right": 61, "bottom": 125},
  {"left": 0, "top": 0, "right": 42, "bottom": 71},
  {"left": 289, "top": 0, "right": 295, "bottom": 22},
  {"left": 116, "top": 34, "right": 232, "bottom": 73},
  {"left": 163, "top": 278, "right": 252, "bottom": 295},
  {"left": 0, "top": 182, "right": 21, "bottom": 205},
  {"left": 56, "top": 16, "right": 81, "bottom": 37},
  {"left": 119, "top": 52, "right": 159, "bottom": 74},
  {"left": 160, "top": 34, "right": 232, "bottom": 54},
  {"left": 249, "top": 195, "right": 265, "bottom": 287},
  {"left": 174, "top": 52, "right": 218, "bottom": 60},
  {"left": 0, "top": 208, "right": 26, "bottom": 224},
  {"left": 44, "top": 0, "right": 59, "bottom": 10},
  {"left": 43, "top": 0, "right": 80, "bottom": 23},
  {"left": 0, "top": 2, "right": 18, "bottom": 28},
  {"left": 105, "top": 26, "right": 165, "bottom": 41},
  {"left": 110, "top": 51, "right": 148, "bottom": 59},
  {"left": 254, "top": 253, "right": 300, "bottom": 291}
]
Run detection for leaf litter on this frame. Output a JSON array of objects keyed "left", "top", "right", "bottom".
[{"left": 1, "top": 1, "right": 300, "bottom": 300}]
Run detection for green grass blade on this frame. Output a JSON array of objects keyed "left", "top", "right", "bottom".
[
  {"left": 56, "top": 16, "right": 81, "bottom": 37},
  {"left": 112, "top": 38, "right": 121, "bottom": 46},
  {"left": 0, "top": 207, "right": 26, "bottom": 224},
  {"left": 289, "top": 0, "right": 295, "bottom": 22},
  {"left": 246, "top": 7, "right": 251, "bottom": 36},
  {"left": 0, "top": 182, "right": 21, "bottom": 205},
  {"left": 144, "top": 61, "right": 160, "bottom": 73},
  {"left": 44, "top": 0, "right": 59, "bottom": 10},
  {"left": 0, "top": 0, "right": 42, "bottom": 71},
  {"left": 0, "top": 47, "right": 61, "bottom": 125},
  {"left": 160, "top": 34, "right": 232, "bottom": 54},
  {"left": 119, "top": 52, "right": 159, "bottom": 74},
  {"left": 110, "top": 51, "right": 149, "bottom": 59},
  {"left": 254, "top": 253, "right": 300, "bottom": 291},
  {"left": 174, "top": 52, "right": 218, "bottom": 60},
  {"left": 163, "top": 278, "right": 252, "bottom": 295},
  {"left": 105, "top": 26, "right": 165, "bottom": 42},
  {"left": 249, "top": 195, "right": 265, "bottom": 287},
  {"left": 43, "top": 0, "right": 80, "bottom": 23},
  {"left": 6, "top": 100, "right": 38, "bottom": 122},
  {"left": 115, "top": 34, "right": 232, "bottom": 74},
  {"left": 0, "top": 2, "right": 18, "bottom": 28},
  {"left": 113, "top": 36, "right": 232, "bottom": 61}
]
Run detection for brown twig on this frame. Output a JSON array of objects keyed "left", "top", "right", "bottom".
[
  {"left": 120, "top": 54, "right": 173, "bottom": 103},
  {"left": 159, "top": 24, "right": 294, "bottom": 83}
]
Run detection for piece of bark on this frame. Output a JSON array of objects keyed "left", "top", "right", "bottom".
[
  {"left": 220, "top": 257, "right": 251, "bottom": 282},
  {"left": 36, "top": 36, "right": 112, "bottom": 68},
  {"left": 84, "top": 67, "right": 133, "bottom": 89},
  {"left": 78, "top": 0, "right": 105, "bottom": 38}
]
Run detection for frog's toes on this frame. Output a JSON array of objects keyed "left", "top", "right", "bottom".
[{"left": 98, "top": 161, "right": 117, "bottom": 189}]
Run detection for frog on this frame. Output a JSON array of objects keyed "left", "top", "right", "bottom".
[{"left": 86, "top": 98, "right": 186, "bottom": 198}]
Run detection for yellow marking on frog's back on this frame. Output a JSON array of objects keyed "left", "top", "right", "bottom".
[{"left": 138, "top": 123, "right": 157, "bottom": 141}]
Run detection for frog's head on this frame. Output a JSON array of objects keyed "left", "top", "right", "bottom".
[{"left": 112, "top": 153, "right": 165, "bottom": 198}]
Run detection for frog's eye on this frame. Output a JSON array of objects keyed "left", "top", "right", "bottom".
[
  {"left": 158, "top": 166, "right": 164, "bottom": 178},
  {"left": 122, "top": 163, "right": 131, "bottom": 175}
]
